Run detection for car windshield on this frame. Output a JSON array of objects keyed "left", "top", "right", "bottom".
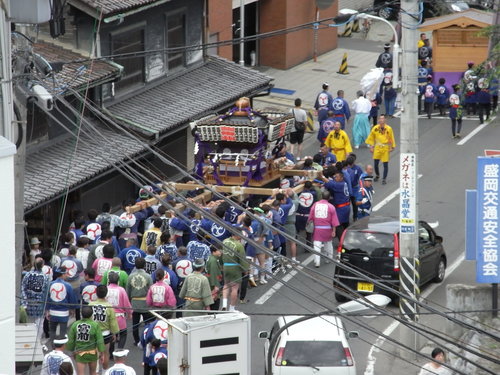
[
  {"left": 342, "top": 231, "right": 394, "bottom": 256},
  {"left": 282, "top": 341, "right": 348, "bottom": 367}
]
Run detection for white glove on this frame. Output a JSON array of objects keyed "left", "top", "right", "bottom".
[{"left": 361, "top": 198, "right": 368, "bottom": 204}]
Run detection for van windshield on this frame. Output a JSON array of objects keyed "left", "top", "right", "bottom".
[
  {"left": 343, "top": 231, "right": 394, "bottom": 256},
  {"left": 283, "top": 341, "right": 348, "bottom": 367}
]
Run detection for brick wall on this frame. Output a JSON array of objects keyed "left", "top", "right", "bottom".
[
  {"left": 259, "top": 0, "right": 338, "bottom": 69},
  {"left": 208, "top": 0, "right": 233, "bottom": 60}
]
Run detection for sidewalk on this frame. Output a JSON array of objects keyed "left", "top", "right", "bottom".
[{"left": 253, "top": 21, "right": 397, "bottom": 111}]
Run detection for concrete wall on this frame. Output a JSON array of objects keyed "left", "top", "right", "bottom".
[
  {"left": 446, "top": 283, "right": 499, "bottom": 338},
  {"left": 259, "top": 0, "right": 338, "bottom": 69}
]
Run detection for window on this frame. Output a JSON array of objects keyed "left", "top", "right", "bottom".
[
  {"left": 166, "top": 12, "right": 186, "bottom": 70},
  {"left": 282, "top": 341, "right": 348, "bottom": 367},
  {"left": 111, "top": 27, "right": 145, "bottom": 92}
]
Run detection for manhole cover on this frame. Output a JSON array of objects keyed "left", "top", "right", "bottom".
[{"left": 312, "top": 68, "right": 327, "bottom": 72}]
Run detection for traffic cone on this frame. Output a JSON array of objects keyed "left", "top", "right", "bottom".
[
  {"left": 337, "top": 53, "right": 349, "bottom": 75},
  {"left": 352, "top": 19, "right": 360, "bottom": 33},
  {"left": 341, "top": 22, "right": 352, "bottom": 37}
]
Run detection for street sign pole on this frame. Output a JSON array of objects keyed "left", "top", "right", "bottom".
[{"left": 399, "top": 0, "right": 420, "bottom": 359}]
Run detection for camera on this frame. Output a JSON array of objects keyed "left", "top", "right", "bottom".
[{"left": 31, "top": 84, "right": 54, "bottom": 111}]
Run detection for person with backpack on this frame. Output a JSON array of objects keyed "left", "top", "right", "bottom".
[
  {"left": 289, "top": 98, "right": 308, "bottom": 160},
  {"left": 449, "top": 84, "right": 463, "bottom": 138},
  {"left": 422, "top": 75, "right": 437, "bottom": 119}
]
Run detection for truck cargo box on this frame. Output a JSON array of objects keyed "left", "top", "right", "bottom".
[{"left": 167, "top": 312, "right": 251, "bottom": 375}]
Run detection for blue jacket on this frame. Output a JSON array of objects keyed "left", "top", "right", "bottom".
[
  {"left": 436, "top": 85, "right": 449, "bottom": 105},
  {"left": 156, "top": 243, "right": 178, "bottom": 262},
  {"left": 46, "top": 278, "right": 78, "bottom": 322},
  {"left": 318, "top": 116, "right": 337, "bottom": 142},
  {"left": 421, "top": 83, "right": 438, "bottom": 103},
  {"left": 314, "top": 90, "right": 334, "bottom": 123},
  {"left": 21, "top": 270, "right": 50, "bottom": 317},
  {"left": 331, "top": 97, "right": 351, "bottom": 125},
  {"left": 119, "top": 246, "right": 146, "bottom": 274}
]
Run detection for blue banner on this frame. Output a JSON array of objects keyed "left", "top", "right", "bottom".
[
  {"left": 465, "top": 190, "right": 477, "bottom": 261},
  {"left": 476, "top": 157, "right": 500, "bottom": 283}
]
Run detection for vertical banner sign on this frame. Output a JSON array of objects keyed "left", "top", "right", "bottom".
[
  {"left": 465, "top": 190, "right": 478, "bottom": 260},
  {"left": 476, "top": 157, "right": 500, "bottom": 283},
  {"left": 400, "top": 153, "right": 417, "bottom": 233}
]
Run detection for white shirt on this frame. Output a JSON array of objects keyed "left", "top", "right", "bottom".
[
  {"left": 105, "top": 363, "right": 137, "bottom": 375},
  {"left": 418, "top": 363, "right": 452, "bottom": 375},
  {"left": 41, "top": 350, "right": 75, "bottom": 375},
  {"left": 289, "top": 107, "right": 308, "bottom": 122},
  {"left": 351, "top": 97, "right": 372, "bottom": 114}
]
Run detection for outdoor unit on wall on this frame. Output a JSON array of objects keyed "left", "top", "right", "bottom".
[{"left": 10, "top": 0, "right": 51, "bottom": 24}]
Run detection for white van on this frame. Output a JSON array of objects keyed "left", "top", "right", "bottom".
[{"left": 259, "top": 315, "right": 358, "bottom": 375}]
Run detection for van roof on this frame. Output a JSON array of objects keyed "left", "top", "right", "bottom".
[{"left": 279, "top": 315, "right": 346, "bottom": 341}]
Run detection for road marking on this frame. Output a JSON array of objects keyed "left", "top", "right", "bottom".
[
  {"left": 363, "top": 253, "right": 465, "bottom": 375},
  {"left": 457, "top": 115, "right": 496, "bottom": 145},
  {"left": 372, "top": 174, "right": 423, "bottom": 212},
  {"left": 254, "top": 255, "right": 314, "bottom": 305}
]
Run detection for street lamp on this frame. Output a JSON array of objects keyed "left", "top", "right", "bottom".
[{"left": 339, "top": 8, "right": 400, "bottom": 89}]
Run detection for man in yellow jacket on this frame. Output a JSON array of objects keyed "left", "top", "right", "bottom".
[
  {"left": 365, "top": 115, "right": 396, "bottom": 185},
  {"left": 324, "top": 121, "right": 352, "bottom": 162}
]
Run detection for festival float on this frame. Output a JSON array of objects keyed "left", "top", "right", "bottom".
[{"left": 191, "top": 97, "right": 295, "bottom": 187}]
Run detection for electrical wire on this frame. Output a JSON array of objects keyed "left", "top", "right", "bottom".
[
  {"left": 56, "top": 88, "right": 500, "bottom": 345},
  {"left": 37, "top": 98, "right": 500, "bottom": 374}
]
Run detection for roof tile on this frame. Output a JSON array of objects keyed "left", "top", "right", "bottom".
[
  {"left": 33, "top": 42, "right": 121, "bottom": 95},
  {"left": 108, "top": 56, "right": 272, "bottom": 134}
]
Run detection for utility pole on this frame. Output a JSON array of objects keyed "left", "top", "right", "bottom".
[
  {"left": 239, "top": 0, "right": 245, "bottom": 66},
  {"left": 398, "top": 0, "right": 420, "bottom": 359}
]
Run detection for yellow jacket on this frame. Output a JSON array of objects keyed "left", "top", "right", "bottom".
[
  {"left": 366, "top": 124, "right": 396, "bottom": 149},
  {"left": 325, "top": 130, "right": 352, "bottom": 162}
]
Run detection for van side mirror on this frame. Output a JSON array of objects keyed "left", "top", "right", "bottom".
[
  {"left": 258, "top": 331, "right": 270, "bottom": 339},
  {"left": 435, "top": 235, "right": 443, "bottom": 244},
  {"left": 348, "top": 331, "right": 359, "bottom": 339}
]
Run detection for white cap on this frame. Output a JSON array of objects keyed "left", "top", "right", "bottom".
[{"left": 112, "top": 349, "right": 129, "bottom": 357}]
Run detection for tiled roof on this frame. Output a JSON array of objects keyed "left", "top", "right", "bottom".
[
  {"left": 24, "top": 57, "right": 273, "bottom": 211},
  {"left": 69, "top": 0, "right": 164, "bottom": 16},
  {"left": 108, "top": 56, "right": 273, "bottom": 134},
  {"left": 33, "top": 42, "right": 121, "bottom": 95},
  {"left": 24, "top": 122, "right": 145, "bottom": 211}
]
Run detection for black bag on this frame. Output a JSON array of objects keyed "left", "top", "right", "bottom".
[{"left": 292, "top": 109, "right": 306, "bottom": 132}]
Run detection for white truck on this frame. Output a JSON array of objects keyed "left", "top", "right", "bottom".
[{"left": 167, "top": 312, "right": 251, "bottom": 375}]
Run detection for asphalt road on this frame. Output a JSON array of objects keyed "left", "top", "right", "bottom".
[{"left": 30, "top": 112, "right": 497, "bottom": 375}]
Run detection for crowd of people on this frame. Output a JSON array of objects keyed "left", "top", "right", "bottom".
[
  {"left": 20, "top": 135, "right": 381, "bottom": 374},
  {"left": 21, "top": 32, "right": 496, "bottom": 375}
]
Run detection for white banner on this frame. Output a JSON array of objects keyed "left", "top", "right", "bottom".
[{"left": 400, "top": 153, "right": 417, "bottom": 233}]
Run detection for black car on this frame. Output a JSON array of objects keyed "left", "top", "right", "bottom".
[
  {"left": 373, "top": 0, "right": 469, "bottom": 20},
  {"left": 333, "top": 216, "right": 446, "bottom": 302}
]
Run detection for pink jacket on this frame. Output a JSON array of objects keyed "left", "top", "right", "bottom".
[
  {"left": 92, "top": 258, "right": 112, "bottom": 282},
  {"left": 308, "top": 200, "right": 340, "bottom": 242},
  {"left": 106, "top": 284, "right": 131, "bottom": 330},
  {"left": 146, "top": 281, "right": 176, "bottom": 308}
]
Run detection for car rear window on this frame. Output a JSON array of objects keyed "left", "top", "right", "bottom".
[
  {"left": 342, "top": 231, "right": 394, "bottom": 257},
  {"left": 282, "top": 341, "right": 348, "bottom": 367}
]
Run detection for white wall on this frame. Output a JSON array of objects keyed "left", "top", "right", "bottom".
[{"left": 0, "top": 136, "right": 16, "bottom": 375}]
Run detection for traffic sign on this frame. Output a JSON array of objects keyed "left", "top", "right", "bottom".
[
  {"left": 476, "top": 157, "right": 500, "bottom": 283},
  {"left": 485, "top": 150, "right": 500, "bottom": 157}
]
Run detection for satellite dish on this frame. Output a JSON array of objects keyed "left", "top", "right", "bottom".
[
  {"left": 336, "top": 294, "right": 391, "bottom": 318},
  {"left": 316, "top": 0, "right": 335, "bottom": 10}
]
